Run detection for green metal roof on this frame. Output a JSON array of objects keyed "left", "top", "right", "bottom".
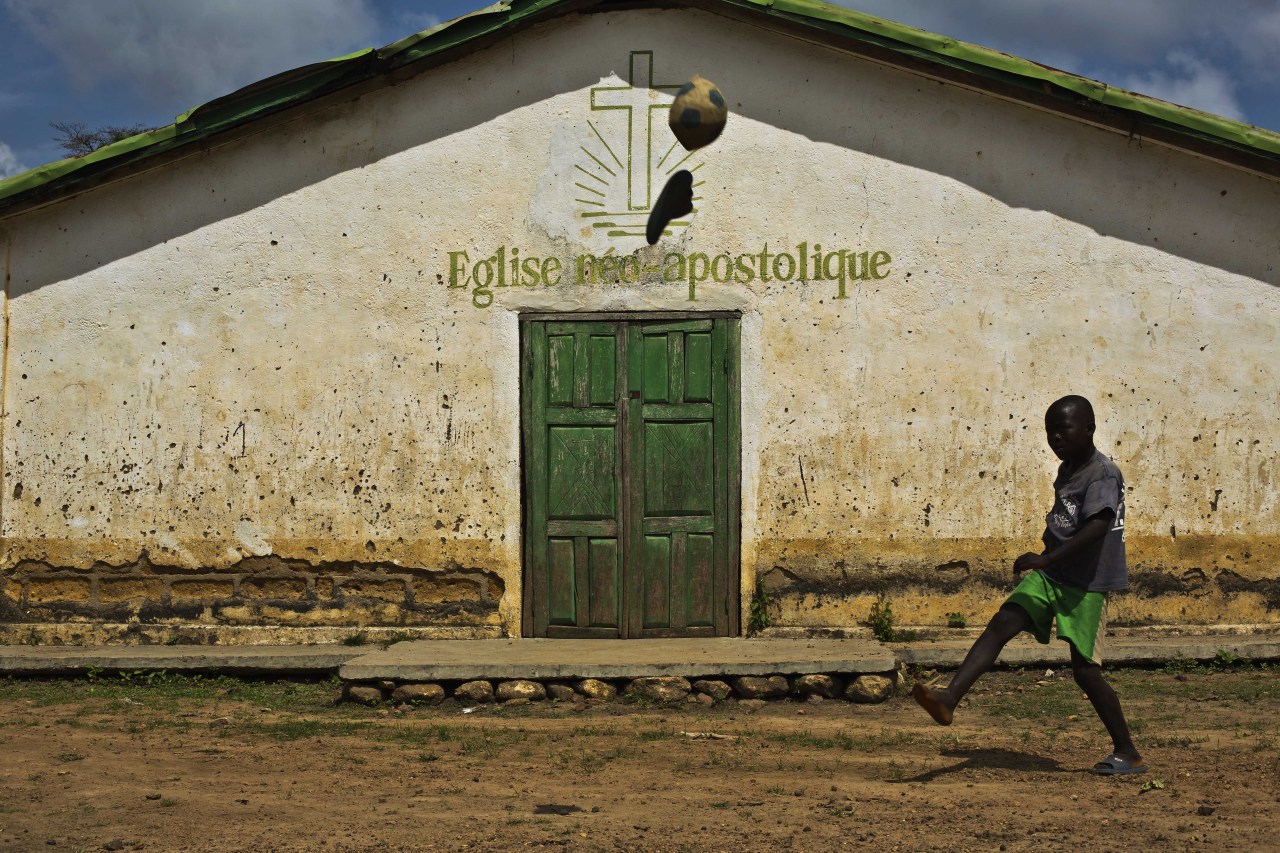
[{"left": 3, "top": 0, "right": 1279, "bottom": 215}]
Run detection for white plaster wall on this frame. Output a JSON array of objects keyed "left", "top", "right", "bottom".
[{"left": 2, "top": 7, "right": 1278, "bottom": 631}]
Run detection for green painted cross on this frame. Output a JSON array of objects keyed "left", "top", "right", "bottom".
[{"left": 590, "top": 51, "right": 683, "bottom": 210}]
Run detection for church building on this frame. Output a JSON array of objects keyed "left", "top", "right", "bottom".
[{"left": 1, "top": 0, "right": 1277, "bottom": 644}]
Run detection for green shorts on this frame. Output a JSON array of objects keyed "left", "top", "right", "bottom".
[{"left": 1005, "top": 571, "right": 1108, "bottom": 664}]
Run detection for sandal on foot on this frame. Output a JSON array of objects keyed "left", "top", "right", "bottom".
[
  {"left": 646, "top": 170, "right": 694, "bottom": 245},
  {"left": 1090, "top": 753, "right": 1147, "bottom": 775},
  {"left": 911, "top": 682, "right": 953, "bottom": 726}
]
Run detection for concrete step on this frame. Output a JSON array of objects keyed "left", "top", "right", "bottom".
[
  {"left": 0, "top": 633, "right": 1275, "bottom": 680},
  {"left": 0, "top": 644, "right": 365, "bottom": 675},
  {"left": 339, "top": 637, "right": 898, "bottom": 682},
  {"left": 891, "top": 634, "right": 1280, "bottom": 668}
]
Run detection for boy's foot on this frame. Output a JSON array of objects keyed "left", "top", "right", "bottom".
[
  {"left": 1090, "top": 752, "right": 1147, "bottom": 775},
  {"left": 911, "top": 682, "right": 953, "bottom": 726},
  {"left": 645, "top": 170, "right": 694, "bottom": 245}
]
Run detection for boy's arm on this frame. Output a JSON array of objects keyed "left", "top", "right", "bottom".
[{"left": 1014, "top": 510, "right": 1114, "bottom": 573}]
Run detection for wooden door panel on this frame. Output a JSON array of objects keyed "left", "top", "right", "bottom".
[
  {"left": 546, "top": 538, "right": 577, "bottom": 626},
  {"left": 684, "top": 332, "right": 713, "bottom": 402},
  {"left": 587, "top": 537, "right": 621, "bottom": 628},
  {"left": 547, "top": 426, "right": 616, "bottom": 520},
  {"left": 684, "top": 533, "right": 715, "bottom": 628},
  {"left": 643, "top": 421, "right": 713, "bottom": 516},
  {"left": 641, "top": 534, "right": 671, "bottom": 629}
]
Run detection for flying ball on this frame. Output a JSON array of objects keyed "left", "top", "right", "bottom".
[{"left": 668, "top": 75, "right": 727, "bottom": 151}]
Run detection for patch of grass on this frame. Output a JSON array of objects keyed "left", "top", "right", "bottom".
[
  {"left": 765, "top": 727, "right": 916, "bottom": 751},
  {"left": 341, "top": 633, "right": 368, "bottom": 647},
  {"left": 159, "top": 799, "right": 179, "bottom": 807},
  {"left": 634, "top": 728, "right": 677, "bottom": 742},
  {"left": 240, "top": 719, "right": 371, "bottom": 740},
  {"left": 1116, "top": 670, "right": 1277, "bottom": 703},
  {"left": 1160, "top": 650, "right": 1248, "bottom": 676},
  {"left": 1145, "top": 734, "right": 1208, "bottom": 749},
  {"left": 946, "top": 612, "right": 967, "bottom": 629},
  {"left": 459, "top": 732, "right": 518, "bottom": 757},
  {"left": 978, "top": 682, "right": 1083, "bottom": 721},
  {"left": 371, "top": 723, "right": 458, "bottom": 749},
  {"left": 0, "top": 673, "right": 340, "bottom": 716},
  {"left": 55, "top": 752, "right": 87, "bottom": 762},
  {"left": 766, "top": 730, "right": 855, "bottom": 750}
]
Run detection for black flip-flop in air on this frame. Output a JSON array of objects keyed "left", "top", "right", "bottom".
[{"left": 646, "top": 169, "right": 694, "bottom": 245}]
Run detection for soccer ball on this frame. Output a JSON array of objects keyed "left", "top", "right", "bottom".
[{"left": 668, "top": 75, "right": 727, "bottom": 151}]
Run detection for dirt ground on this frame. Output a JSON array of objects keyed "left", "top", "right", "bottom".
[{"left": 0, "top": 664, "right": 1276, "bottom": 852}]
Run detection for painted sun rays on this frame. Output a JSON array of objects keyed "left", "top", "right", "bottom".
[{"left": 575, "top": 50, "right": 706, "bottom": 240}]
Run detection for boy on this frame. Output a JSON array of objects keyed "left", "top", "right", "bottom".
[{"left": 912, "top": 395, "right": 1145, "bottom": 775}]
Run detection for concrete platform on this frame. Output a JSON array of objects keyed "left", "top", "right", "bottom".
[
  {"left": 0, "top": 644, "right": 365, "bottom": 675},
  {"left": 891, "top": 633, "right": 1280, "bottom": 668},
  {"left": 0, "top": 633, "right": 1276, "bottom": 680},
  {"left": 339, "top": 638, "right": 898, "bottom": 682}
]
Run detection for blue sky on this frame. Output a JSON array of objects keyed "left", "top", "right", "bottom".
[{"left": 3, "top": 0, "right": 1279, "bottom": 180}]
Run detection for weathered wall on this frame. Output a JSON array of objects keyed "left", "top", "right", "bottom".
[{"left": 1, "top": 7, "right": 1277, "bottom": 639}]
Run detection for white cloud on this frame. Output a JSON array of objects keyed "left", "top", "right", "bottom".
[
  {"left": 848, "top": 1, "right": 1280, "bottom": 80},
  {"left": 839, "top": 0, "right": 1272, "bottom": 123},
  {"left": 4, "top": 0, "right": 382, "bottom": 111},
  {"left": 850, "top": 0, "right": 1216, "bottom": 63},
  {"left": 1229, "top": 4, "right": 1280, "bottom": 77},
  {"left": 1120, "top": 52, "right": 1245, "bottom": 121},
  {"left": 0, "top": 141, "right": 27, "bottom": 178},
  {"left": 390, "top": 10, "right": 442, "bottom": 35}
]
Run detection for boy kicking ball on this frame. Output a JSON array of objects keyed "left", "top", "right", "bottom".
[{"left": 912, "top": 395, "right": 1146, "bottom": 775}]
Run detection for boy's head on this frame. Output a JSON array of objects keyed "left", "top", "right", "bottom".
[{"left": 1045, "top": 395, "right": 1096, "bottom": 464}]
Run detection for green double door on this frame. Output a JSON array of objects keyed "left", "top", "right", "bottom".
[{"left": 522, "top": 314, "right": 740, "bottom": 638}]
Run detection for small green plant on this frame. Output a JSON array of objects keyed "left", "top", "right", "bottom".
[
  {"left": 868, "top": 589, "right": 917, "bottom": 642},
  {"left": 341, "top": 632, "right": 368, "bottom": 647},
  {"left": 1212, "top": 648, "right": 1242, "bottom": 669},
  {"left": 946, "top": 612, "right": 967, "bottom": 629},
  {"left": 747, "top": 581, "right": 773, "bottom": 634},
  {"left": 379, "top": 631, "right": 417, "bottom": 649},
  {"left": 1139, "top": 778, "right": 1166, "bottom": 793}
]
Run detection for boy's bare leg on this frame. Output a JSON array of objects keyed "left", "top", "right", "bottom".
[
  {"left": 1069, "top": 644, "right": 1142, "bottom": 766},
  {"left": 913, "top": 603, "right": 1033, "bottom": 725}
]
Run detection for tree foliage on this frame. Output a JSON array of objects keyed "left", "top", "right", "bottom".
[{"left": 50, "top": 121, "right": 154, "bottom": 157}]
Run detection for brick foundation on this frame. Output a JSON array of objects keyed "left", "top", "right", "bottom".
[{"left": 2, "top": 554, "right": 504, "bottom": 628}]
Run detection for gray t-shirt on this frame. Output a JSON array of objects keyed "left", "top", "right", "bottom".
[{"left": 1040, "top": 450, "right": 1128, "bottom": 591}]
